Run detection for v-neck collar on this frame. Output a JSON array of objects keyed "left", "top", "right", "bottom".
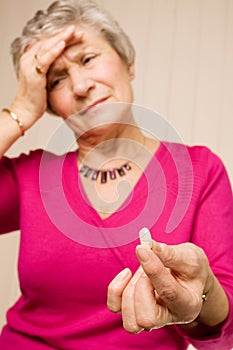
[{"left": 63, "top": 142, "right": 165, "bottom": 226}]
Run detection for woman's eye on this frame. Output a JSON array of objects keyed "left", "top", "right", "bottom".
[
  {"left": 48, "top": 75, "right": 67, "bottom": 91},
  {"left": 82, "top": 55, "right": 96, "bottom": 65},
  {"left": 51, "top": 79, "right": 61, "bottom": 89}
]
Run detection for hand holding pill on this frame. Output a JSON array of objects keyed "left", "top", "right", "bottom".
[{"left": 108, "top": 230, "right": 215, "bottom": 335}]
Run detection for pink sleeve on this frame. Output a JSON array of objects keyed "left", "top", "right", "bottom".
[
  {"left": 179, "top": 149, "right": 233, "bottom": 349},
  {"left": 0, "top": 156, "right": 20, "bottom": 233}
]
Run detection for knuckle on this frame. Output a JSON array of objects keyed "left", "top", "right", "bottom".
[
  {"left": 179, "top": 243, "right": 208, "bottom": 275},
  {"left": 163, "top": 248, "right": 176, "bottom": 266},
  {"left": 158, "top": 287, "right": 177, "bottom": 302},
  {"left": 107, "top": 302, "right": 120, "bottom": 313},
  {"left": 137, "top": 316, "right": 155, "bottom": 329},
  {"left": 123, "top": 321, "right": 141, "bottom": 334},
  {"left": 107, "top": 283, "right": 121, "bottom": 296},
  {"left": 146, "top": 267, "right": 163, "bottom": 283}
]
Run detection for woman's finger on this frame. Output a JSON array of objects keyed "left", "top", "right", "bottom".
[
  {"left": 134, "top": 273, "right": 173, "bottom": 329},
  {"left": 136, "top": 245, "right": 178, "bottom": 303},
  {"left": 36, "top": 31, "right": 84, "bottom": 74},
  {"left": 25, "top": 26, "right": 83, "bottom": 75},
  {"left": 121, "top": 267, "right": 144, "bottom": 333},
  {"left": 36, "top": 25, "right": 76, "bottom": 53},
  {"left": 107, "top": 268, "right": 132, "bottom": 313}
]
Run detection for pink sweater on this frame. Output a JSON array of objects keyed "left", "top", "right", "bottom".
[{"left": 0, "top": 142, "right": 233, "bottom": 349}]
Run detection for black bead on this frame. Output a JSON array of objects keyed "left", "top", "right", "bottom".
[
  {"left": 101, "top": 171, "right": 107, "bottom": 183},
  {"left": 117, "top": 167, "right": 126, "bottom": 176},
  {"left": 124, "top": 163, "right": 132, "bottom": 171}
]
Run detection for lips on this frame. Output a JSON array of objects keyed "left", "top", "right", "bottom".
[{"left": 80, "top": 97, "right": 109, "bottom": 115}]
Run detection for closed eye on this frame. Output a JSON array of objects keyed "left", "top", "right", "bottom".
[
  {"left": 48, "top": 73, "right": 68, "bottom": 91},
  {"left": 82, "top": 54, "right": 97, "bottom": 65}
]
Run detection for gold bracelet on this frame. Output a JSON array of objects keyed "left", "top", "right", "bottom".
[{"left": 2, "top": 108, "right": 25, "bottom": 136}]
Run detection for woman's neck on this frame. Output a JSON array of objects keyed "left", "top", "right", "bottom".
[{"left": 77, "top": 123, "right": 146, "bottom": 169}]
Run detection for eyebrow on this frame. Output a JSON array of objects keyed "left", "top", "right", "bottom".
[
  {"left": 47, "top": 46, "right": 86, "bottom": 78},
  {"left": 47, "top": 41, "right": 96, "bottom": 78},
  {"left": 47, "top": 64, "right": 67, "bottom": 79}
]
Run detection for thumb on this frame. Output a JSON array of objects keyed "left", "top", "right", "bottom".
[
  {"left": 135, "top": 245, "right": 177, "bottom": 299},
  {"left": 151, "top": 240, "right": 178, "bottom": 267}
]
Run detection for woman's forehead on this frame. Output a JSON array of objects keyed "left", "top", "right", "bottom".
[
  {"left": 66, "top": 35, "right": 108, "bottom": 60},
  {"left": 48, "top": 28, "right": 110, "bottom": 71}
]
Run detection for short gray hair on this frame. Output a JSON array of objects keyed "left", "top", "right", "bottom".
[{"left": 11, "top": 0, "right": 135, "bottom": 75}]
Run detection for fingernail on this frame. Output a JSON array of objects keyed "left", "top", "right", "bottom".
[
  {"left": 76, "top": 31, "right": 84, "bottom": 37},
  {"left": 136, "top": 246, "right": 151, "bottom": 262},
  {"left": 115, "top": 268, "right": 131, "bottom": 281},
  {"left": 65, "top": 24, "right": 75, "bottom": 33},
  {"left": 56, "top": 40, "right": 65, "bottom": 49}
]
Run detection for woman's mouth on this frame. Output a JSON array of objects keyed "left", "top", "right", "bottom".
[{"left": 80, "top": 97, "right": 109, "bottom": 115}]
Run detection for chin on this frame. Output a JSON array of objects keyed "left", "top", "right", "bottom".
[{"left": 79, "top": 123, "right": 123, "bottom": 142}]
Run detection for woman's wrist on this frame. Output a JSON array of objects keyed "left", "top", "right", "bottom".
[
  {"left": 181, "top": 274, "right": 229, "bottom": 338},
  {"left": 9, "top": 100, "right": 43, "bottom": 131},
  {"left": 0, "top": 108, "right": 24, "bottom": 157},
  {"left": 2, "top": 108, "right": 25, "bottom": 136},
  {"left": 0, "top": 100, "right": 42, "bottom": 157}
]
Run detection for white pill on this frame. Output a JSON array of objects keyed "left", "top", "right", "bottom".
[{"left": 139, "top": 227, "right": 152, "bottom": 248}]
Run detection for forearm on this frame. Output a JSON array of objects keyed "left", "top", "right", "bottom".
[
  {"left": 0, "top": 109, "right": 23, "bottom": 157},
  {"left": 180, "top": 275, "right": 229, "bottom": 338},
  {"left": 0, "top": 102, "right": 38, "bottom": 157}
]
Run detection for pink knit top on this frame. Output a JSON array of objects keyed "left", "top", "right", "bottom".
[{"left": 0, "top": 142, "right": 233, "bottom": 349}]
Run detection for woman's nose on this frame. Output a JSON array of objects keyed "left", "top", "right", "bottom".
[{"left": 71, "top": 68, "right": 95, "bottom": 97}]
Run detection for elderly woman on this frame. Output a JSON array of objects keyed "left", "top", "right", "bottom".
[{"left": 0, "top": 0, "right": 233, "bottom": 349}]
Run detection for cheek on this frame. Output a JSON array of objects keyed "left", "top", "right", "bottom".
[
  {"left": 97, "top": 54, "right": 130, "bottom": 84},
  {"left": 48, "top": 90, "right": 71, "bottom": 117},
  {"left": 98, "top": 60, "right": 133, "bottom": 98}
]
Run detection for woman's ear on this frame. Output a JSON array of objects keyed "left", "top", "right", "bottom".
[{"left": 128, "top": 65, "right": 135, "bottom": 80}]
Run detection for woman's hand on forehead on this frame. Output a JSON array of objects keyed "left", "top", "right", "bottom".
[{"left": 12, "top": 25, "right": 84, "bottom": 129}]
